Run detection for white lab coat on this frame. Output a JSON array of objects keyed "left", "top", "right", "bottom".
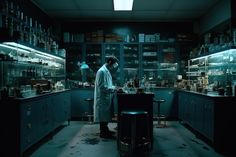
[{"left": 94, "top": 64, "right": 115, "bottom": 122}]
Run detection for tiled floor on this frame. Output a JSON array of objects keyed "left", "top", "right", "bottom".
[{"left": 27, "top": 121, "right": 230, "bottom": 157}]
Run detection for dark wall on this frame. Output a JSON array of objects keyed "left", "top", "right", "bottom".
[
  {"left": 231, "top": 0, "right": 236, "bottom": 27},
  {"left": 5, "top": 0, "right": 52, "bottom": 28}
]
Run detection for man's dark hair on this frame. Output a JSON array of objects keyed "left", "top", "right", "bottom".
[{"left": 105, "top": 55, "right": 119, "bottom": 64}]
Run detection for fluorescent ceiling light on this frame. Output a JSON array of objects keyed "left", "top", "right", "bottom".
[{"left": 113, "top": 0, "right": 133, "bottom": 11}]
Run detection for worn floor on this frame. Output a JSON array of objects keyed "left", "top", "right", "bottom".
[{"left": 26, "top": 121, "right": 230, "bottom": 157}]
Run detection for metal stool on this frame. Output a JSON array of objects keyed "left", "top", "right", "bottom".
[
  {"left": 153, "top": 99, "right": 166, "bottom": 128},
  {"left": 84, "top": 98, "right": 94, "bottom": 124},
  {"left": 119, "top": 110, "right": 151, "bottom": 157}
]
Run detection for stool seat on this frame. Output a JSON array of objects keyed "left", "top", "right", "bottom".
[
  {"left": 153, "top": 99, "right": 165, "bottom": 103},
  {"left": 84, "top": 98, "right": 93, "bottom": 102},
  {"left": 121, "top": 111, "right": 148, "bottom": 116}
]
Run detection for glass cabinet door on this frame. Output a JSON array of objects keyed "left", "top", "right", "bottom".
[
  {"left": 141, "top": 44, "right": 159, "bottom": 86},
  {"left": 123, "top": 43, "right": 140, "bottom": 84},
  {"left": 158, "top": 44, "right": 178, "bottom": 87},
  {"left": 104, "top": 43, "right": 121, "bottom": 86},
  {"left": 65, "top": 44, "right": 83, "bottom": 80},
  {"left": 85, "top": 43, "right": 102, "bottom": 75},
  {"left": 187, "top": 48, "right": 236, "bottom": 92}
]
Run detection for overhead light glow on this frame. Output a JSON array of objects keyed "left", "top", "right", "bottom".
[
  {"left": 113, "top": 0, "right": 133, "bottom": 11},
  {"left": 2, "top": 42, "right": 64, "bottom": 61},
  {"left": 191, "top": 49, "right": 236, "bottom": 61}
]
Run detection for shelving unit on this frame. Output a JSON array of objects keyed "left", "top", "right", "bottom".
[
  {"left": 141, "top": 44, "right": 159, "bottom": 85},
  {"left": 85, "top": 43, "right": 102, "bottom": 74},
  {"left": 64, "top": 43, "right": 83, "bottom": 80},
  {"left": 104, "top": 43, "right": 121, "bottom": 86},
  {"left": 123, "top": 43, "right": 140, "bottom": 83},
  {"left": 0, "top": 42, "right": 65, "bottom": 96},
  {"left": 187, "top": 48, "right": 236, "bottom": 90},
  {"left": 64, "top": 42, "right": 180, "bottom": 87}
]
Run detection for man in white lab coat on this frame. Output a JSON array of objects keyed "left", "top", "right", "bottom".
[{"left": 94, "top": 55, "right": 119, "bottom": 139}]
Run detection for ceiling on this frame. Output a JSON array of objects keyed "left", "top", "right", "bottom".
[{"left": 31, "top": 0, "right": 221, "bottom": 22}]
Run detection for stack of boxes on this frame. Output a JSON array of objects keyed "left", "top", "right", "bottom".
[
  {"left": 139, "top": 33, "right": 160, "bottom": 42},
  {"left": 85, "top": 30, "right": 104, "bottom": 42}
]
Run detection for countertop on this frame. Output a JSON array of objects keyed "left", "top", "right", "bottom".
[{"left": 179, "top": 90, "right": 235, "bottom": 98}]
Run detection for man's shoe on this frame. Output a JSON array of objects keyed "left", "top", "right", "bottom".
[
  {"left": 107, "top": 130, "right": 116, "bottom": 135},
  {"left": 100, "top": 133, "right": 115, "bottom": 139}
]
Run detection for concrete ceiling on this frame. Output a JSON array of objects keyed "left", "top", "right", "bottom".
[{"left": 31, "top": 0, "right": 221, "bottom": 21}]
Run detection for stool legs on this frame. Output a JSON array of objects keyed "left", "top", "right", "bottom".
[
  {"left": 88, "top": 101, "right": 93, "bottom": 124},
  {"left": 157, "top": 102, "right": 161, "bottom": 125},
  {"left": 83, "top": 101, "right": 94, "bottom": 124},
  {"left": 155, "top": 102, "right": 167, "bottom": 128}
]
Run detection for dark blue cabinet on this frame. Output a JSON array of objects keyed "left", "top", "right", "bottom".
[
  {"left": 71, "top": 88, "right": 94, "bottom": 119},
  {"left": 178, "top": 91, "right": 214, "bottom": 140},
  {"left": 153, "top": 88, "right": 178, "bottom": 119},
  {"left": 178, "top": 90, "right": 236, "bottom": 154},
  {"left": 1, "top": 90, "right": 71, "bottom": 157},
  {"left": 20, "top": 100, "right": 41, "bottom": 152}
]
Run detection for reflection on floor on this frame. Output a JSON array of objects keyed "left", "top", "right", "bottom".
[{"left": 27, "top": 121, "right": 228, "bottom": 157}]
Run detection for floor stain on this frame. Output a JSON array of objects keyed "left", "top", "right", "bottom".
[
  {"left": 190, "top": 138, "right": 202, "bottom": 145},
  {"left": 177, "top": 146, "right": 186, "bottom": 149},
  {"left": 202, "top": 146, "right": 210, "bottom": 151},
  {"left": 152, "top": 151, "right": 168, "bottom": 157},
  {"left": 82, "top": 138, "right": 100, "bottom": 145},
  {"left": 56, "top": 143, "right": 67, "bottom": 149}
]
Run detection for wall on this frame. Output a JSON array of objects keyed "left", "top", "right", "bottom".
[
  {"left": 196, "top": 0, "right": 231, "bottom": 34},
  {"left": 22, "top": 0, "right": 52, "bottom": 28},
  {"left": 231, "top": 0, "right": 236, "bottom": 27}
]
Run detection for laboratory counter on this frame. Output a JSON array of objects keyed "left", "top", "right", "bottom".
[
  {"left": 0, "top": 89, "right": 71, "bottom": 156},
  {"left": 178, "top": 90, "right": 236, "bottom": 154}
]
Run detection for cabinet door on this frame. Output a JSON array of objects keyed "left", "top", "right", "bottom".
[
  {"left": 154, "top": 89, "right": 176, "bottom": 118},
  {"left": 52, "top": 92, "right": 71, "bottom": 125},
  {"left": 20, "top": 100, "right": 40, "bottom": 153},
  {"left": 38, "top": 96, "right": 53, "bottom": 137},
  {"left": 202, "top": 99, "right": 214, "bottom": 141},
  {"left": 141, "top": 44, "right": 159, "bottom": 86},
  {"left": 65, "top": 44, "right": 83, "bottom": 80},
  {"left": 63, "top": 92, "right": 71, "bottom": 121},
  {"left": 104, "top": 43, "right": 122, "bottom": 86},
  {"left": 178, "top": 92, "right": 188, "bottom": 121},
  {"left": 194, "top": 97, "right": 204, "bottom": 132},
  {"left": 123, "top": 43, "right": 140, "bottom": 83},
  {"left": 71, "top": 89, "right": 94, "bottom": 118},
  {"left": 86, "top": 43, "right": 102, "bottom": 74},
  {"left": 158, "top": 44, "right": 178, "bottom": 87}
]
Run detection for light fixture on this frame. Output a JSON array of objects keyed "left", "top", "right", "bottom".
[
  {"left": 2, "top": 42, "right": 64, "bottom": 61},
  {"left": 191, "top": 49, "right": 236, "bottom": 61},
  {"left": 113, "top": 0, "right": 133, "bottom": 11}
]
